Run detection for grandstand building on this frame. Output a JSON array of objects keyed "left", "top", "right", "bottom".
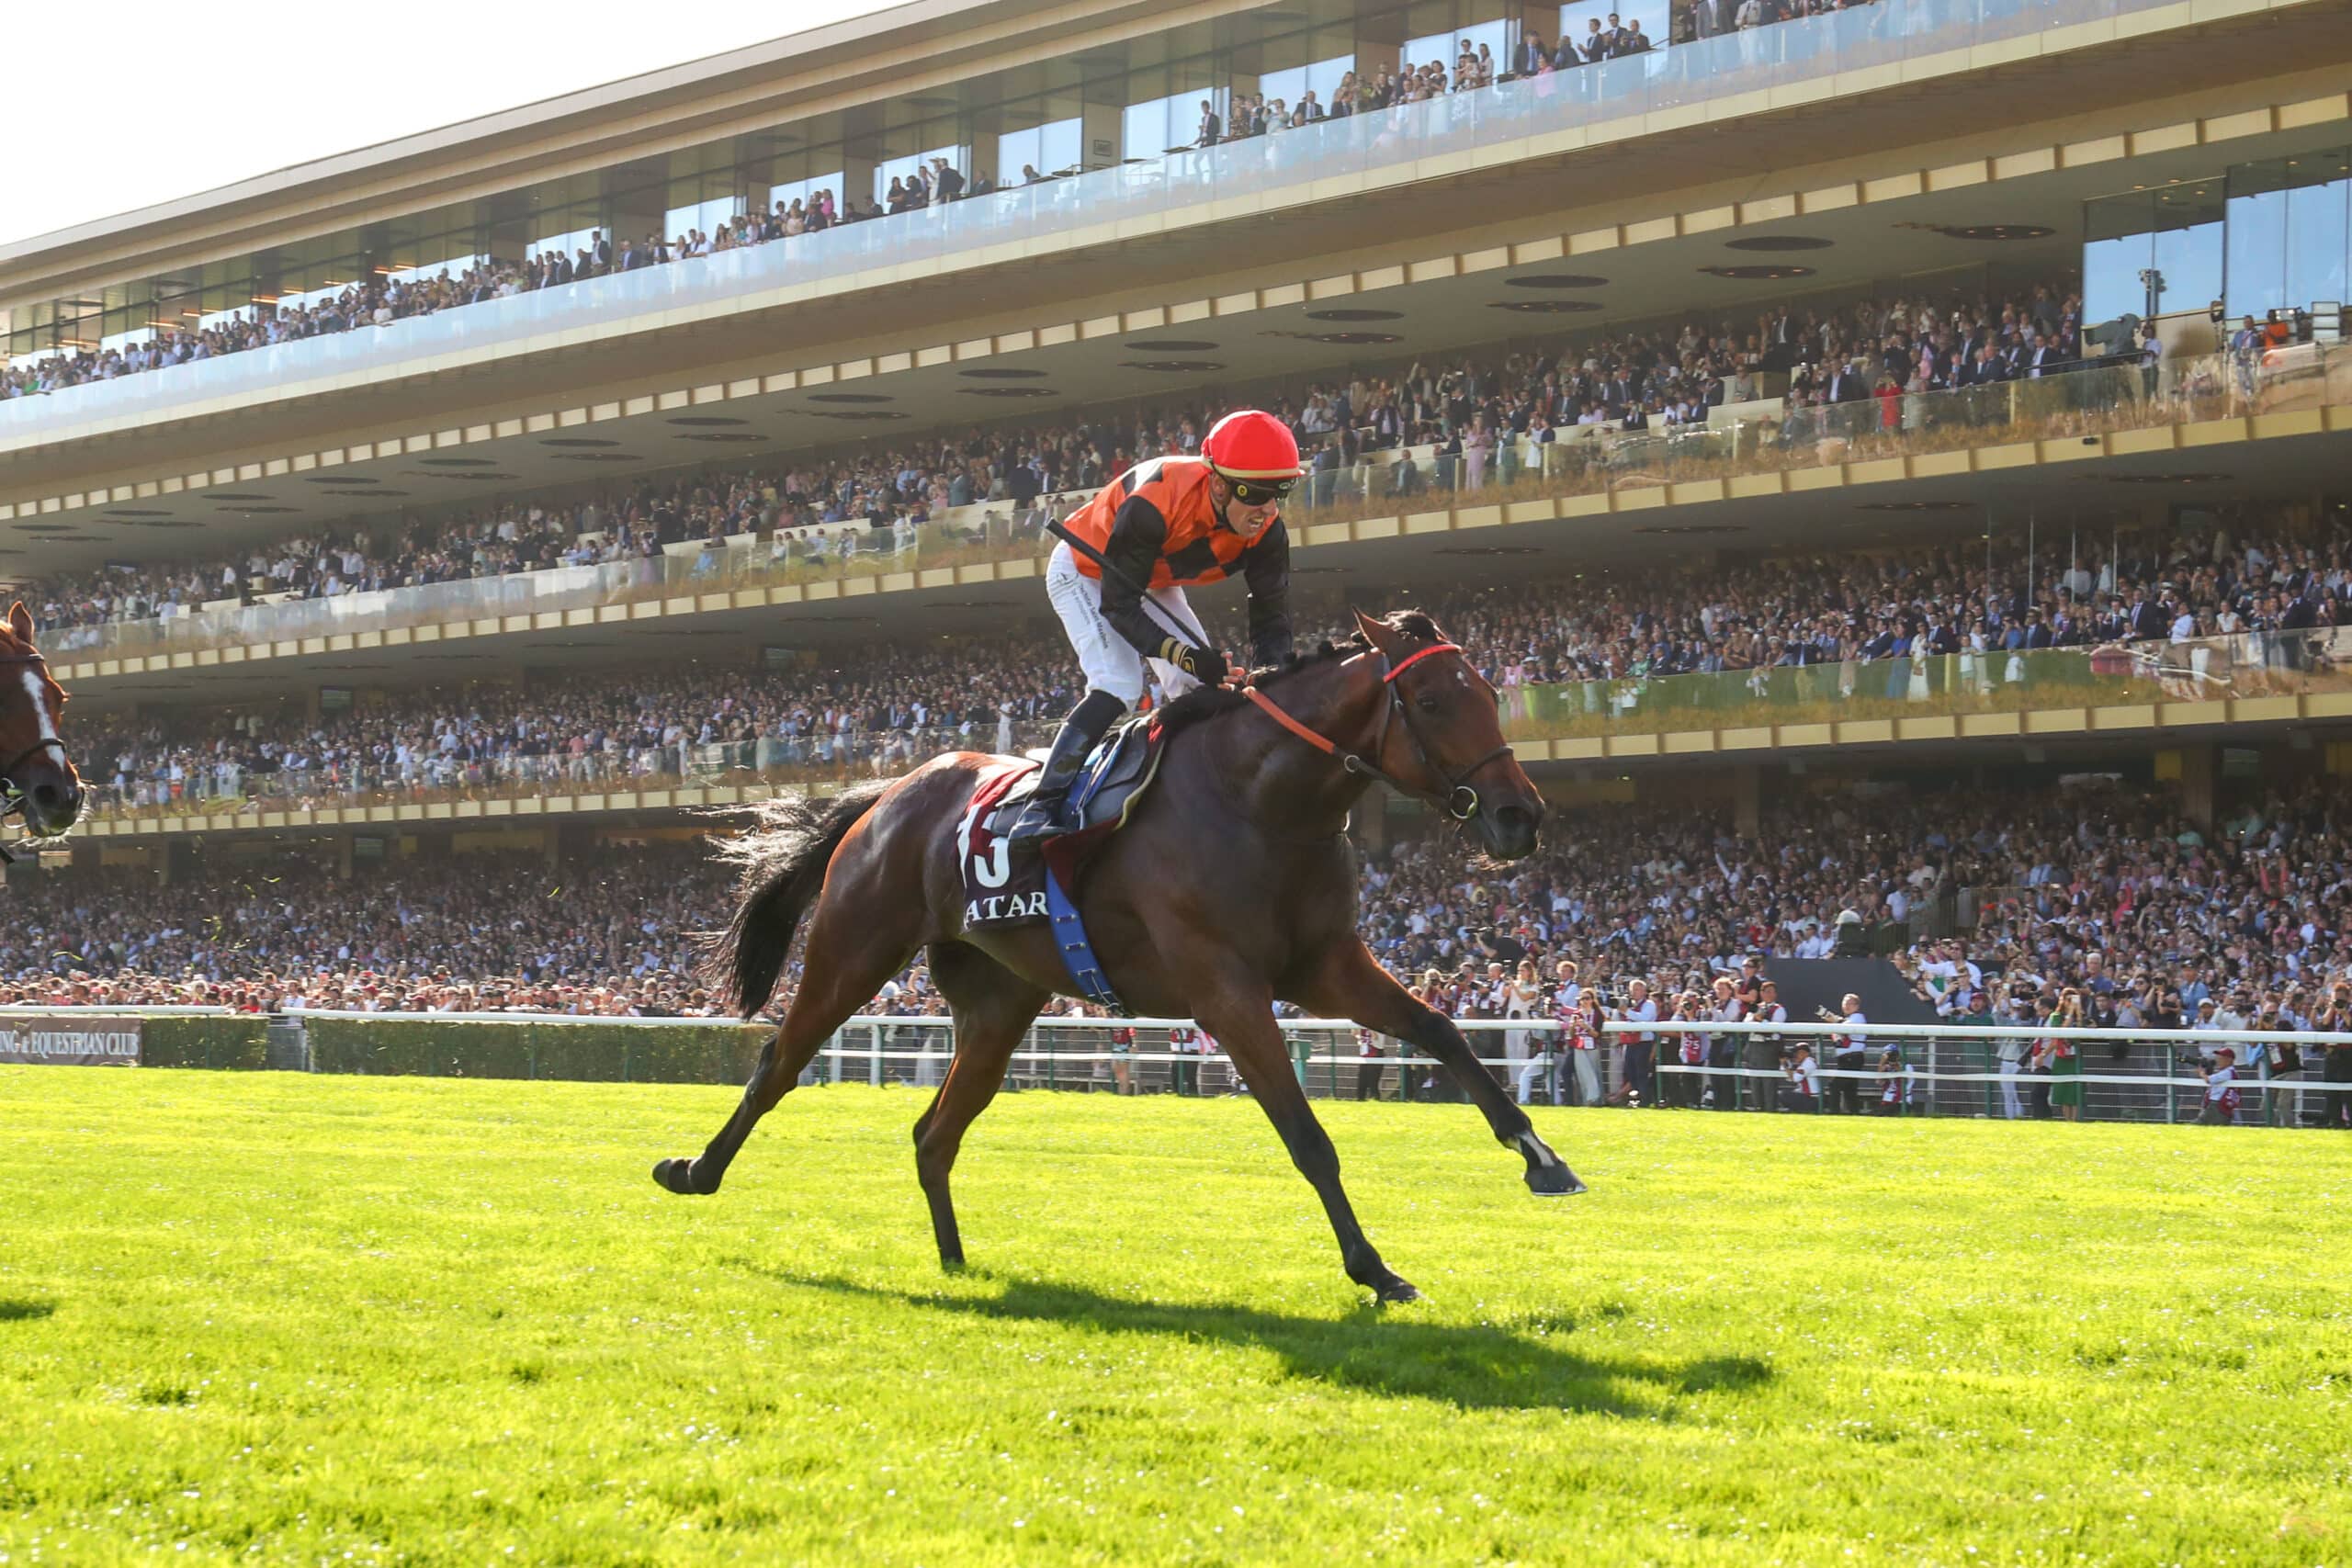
[{"left": 6, "top": 0, "right": 2352, "bottom": 1017}]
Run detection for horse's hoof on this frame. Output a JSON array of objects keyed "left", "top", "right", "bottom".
[
  {"left": 652, "top": 1158, "right": 701, "bottom": 1196},
  {"left": 1375, "top": 1278, "right": 1424, "bottom": 1304},
  {"left": 1526, "top": 1163, "right": 1589, "bottom": 1197}
]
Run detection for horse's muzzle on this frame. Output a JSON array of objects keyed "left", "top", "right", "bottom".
[
  {"left": 1478, "top": 801, "right": 1542, "bottom": 861},
  {"left": 12, "top": 761, "right": 82, "bottom": 838}
]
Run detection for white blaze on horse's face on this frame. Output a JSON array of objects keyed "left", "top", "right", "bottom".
[{"left": 17, "top": 668, "right": 59, "bottom": 748}]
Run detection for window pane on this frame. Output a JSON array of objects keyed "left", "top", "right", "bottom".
[
  {"left": 1000, "top": 117, "right": 1083, "bottom": 180},
  {"left": 532, "top": 222, "right": 607, "bottom": 260},
  {"left": 2150, "top": 214, "right": 2223, "bottom": 319},
  {"left": 1038, "top": 118, "right": 1081, "bottom": 173},
  {"left": 1405, "top": 19, "right": 1510, "bottom": 83},
  {"left": 2082, "top": 191, "right": 2154, "bottom": 327},
  {"left": 2284, "top": 164, "right": 2349, "bottom": 310},
  {"left": 663, "top": 196, "right": 741, "bottom": 241},
  {"left": 1558, "top": 0, "right": 1652, "bottom": 52},
  {"left": 385, "top": 254, "right": 488, "bottom": 286},
  {"left": 2224, "top": 159, "right": 2288, "bottom": 318},
  {"left": 874, "top": 144, "right": 965, "bottom": 205},
  {"left": 1125, "top": 90, "right": 1221, "bottom": 156},
  {"left": 764, "top": 172, "right": 842, "bottom": 220},
  {"left": 1261, "top": 54, "right": 1353, "bottom": 114}
]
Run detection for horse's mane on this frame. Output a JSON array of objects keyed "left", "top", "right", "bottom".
[{"left": 1155, "top": 609, "right": 1443, "bottom": 735}]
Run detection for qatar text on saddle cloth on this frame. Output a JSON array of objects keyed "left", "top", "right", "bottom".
[{"left": 956, "top": 761, "right": 1052, "bottom": 930}]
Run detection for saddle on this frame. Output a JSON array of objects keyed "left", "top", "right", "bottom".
[
  {"left": 959, "top": 716, "right": 1172, "bottom": 1015},
  {"left": 983, "top": 712, "right": 1169, "bottom": 848}
]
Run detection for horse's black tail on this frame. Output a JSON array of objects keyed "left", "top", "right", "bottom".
[{"left": 704, "top": 781, "right": 895, "bottom": 1019}]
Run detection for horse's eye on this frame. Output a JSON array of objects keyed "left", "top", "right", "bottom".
[{"left": 1415, "top": 694, "right": 1442, "bottom": 716}]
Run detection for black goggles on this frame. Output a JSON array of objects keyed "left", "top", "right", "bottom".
[{"left": 1224, "top": 475, "right": 1295, "bottom": 505}]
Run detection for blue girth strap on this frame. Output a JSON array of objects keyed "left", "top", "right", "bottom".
[{"left": 1044, "top": 863, "right": 1126, "bottom": 1016}]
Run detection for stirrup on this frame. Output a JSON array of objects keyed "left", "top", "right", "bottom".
[{"left": 1003, "top": 792, "right": 1068, "bottom": 845}]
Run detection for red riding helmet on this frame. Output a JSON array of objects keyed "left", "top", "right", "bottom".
[{"left": 1202, "top": 409, "right": 1306, "bottom": 482}]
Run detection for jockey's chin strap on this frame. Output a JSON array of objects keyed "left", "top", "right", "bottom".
[{"left": 1241, "top": 642, "right": 1514, "bottom": 821}]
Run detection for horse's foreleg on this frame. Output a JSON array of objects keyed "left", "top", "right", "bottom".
[
  {"left": 1297, "top": 940, "right": 1586, "bottom": 1198},
  {"left": 654, "top": 901, "right": 922, "bottom": 1198},
  {"left": 914, "top": 945, "right": 1048, "bottom": 1269},
  {"left": 1194, "top": 984, "right": 1419, "bottom": 1303}
]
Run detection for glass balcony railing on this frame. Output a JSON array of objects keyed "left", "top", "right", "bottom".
[
  {"left": 47, "top": 511, "right": 1060, "bottom": 661},
  {"left": 4, "top": 0, "right": 2164, "bottom": 444},
  {"left": 86, "top": 620, "right": 2345, "bottom": 828},
  {"left": 1280, "top": 350, "right": 2335, "bottom": 516},
  {"left": 85, "top": 723, "right": 1063, "bottom": 824},
  {"left": 1500, "top": 623, "right": 2350, "bottom": 745},
  {"left": 47, "top": 343, "right": 2350, "bottom": 669}
]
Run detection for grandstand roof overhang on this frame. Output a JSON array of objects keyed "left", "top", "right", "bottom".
[{"left": 6, "top": 0, "right": 2346, "bottom": 326}]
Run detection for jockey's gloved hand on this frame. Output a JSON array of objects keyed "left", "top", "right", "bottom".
[{"left": 1160, "top": 639, "right": 1228, "bottom": 686}]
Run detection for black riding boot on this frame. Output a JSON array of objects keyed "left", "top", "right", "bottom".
[{"left": 1005, "top": 691, "right": 1125, "bottom": 844}]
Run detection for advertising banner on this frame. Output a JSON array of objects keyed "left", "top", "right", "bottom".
[{"left": 0, "top": 1015, "right": 142, "bottom": 1066}]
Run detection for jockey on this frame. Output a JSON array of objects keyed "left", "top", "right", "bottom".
[{"left": 1006, "top": 409, "right": 1303, "bottom": 842}]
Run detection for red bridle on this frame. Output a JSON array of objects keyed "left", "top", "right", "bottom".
[{"left": 1241, "top": 641, "right": 1515, "bottom": 821}]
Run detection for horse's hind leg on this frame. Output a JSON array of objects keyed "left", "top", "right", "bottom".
[
  {"left": 912, "top": 943, "right": 1048, "bottom": 1269},
  {"left": 654, "top": 896, "right": 923, "bottom": 1198}
]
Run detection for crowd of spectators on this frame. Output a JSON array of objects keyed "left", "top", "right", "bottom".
[
  {"left": 9, "top": 773, "right": 2352, "bottom": 1128},
  {"left": 0, "top": 849, "right": 726, "bottom": 1017},
  {"left": 0, "top": 195, "right": 921, "bottom": 405},
  {"left": 67, "top": 498, "right": 2352, "bottom": 814},
  {"left": 1358, "top": 776, "right": 2352, "bottom": 1123},
  {"left": 80, "top": 642, "right": 1077, "bottom": 811},
  {"left": 24, "top": 275, "right": 2085, "bottom": 637}
]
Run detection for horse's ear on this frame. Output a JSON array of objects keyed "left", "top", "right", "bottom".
[
  {"left": 6, "top": 602, "right": 31, "bottom": 647},
  {"left": 1352, "top": 608, "right": 1401, "bottom": 657}
]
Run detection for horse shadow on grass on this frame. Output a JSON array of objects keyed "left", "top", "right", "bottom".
[
  {"left": 743, "top": 1267, "right": 1770, "bottom": 1416},
  {"left": 0, "top": 1299, "right": 55, "bottom": 1324}
]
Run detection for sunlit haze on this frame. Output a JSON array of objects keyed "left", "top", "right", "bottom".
[{"left": 0, "top": 0, "right": 892, "bottom": 249}]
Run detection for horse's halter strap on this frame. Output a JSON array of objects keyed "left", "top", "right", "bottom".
[
  {"left": 0, "top": 650, "right": 66, "bottom": 791},
  {"left": 1241, "top": 641, "right": 1514, "bottom": 821},
  {"left": 0, "top": 649, "right": 65, "bottom": 863}
]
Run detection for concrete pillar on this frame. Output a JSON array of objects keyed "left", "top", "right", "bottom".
[
  {"left": 838, "top": 157, "right": 878, "bottom": 214},
  {"left": 2177, "top": 743, "right": 2216, "bottom": 831},
  {"left": 336, "top": 835, "right": 356, "bottom": 881},
  {"left": 1734, "top": 764, "right": 1761, "bottom": 840},
  {"left": 1080, "top": 103, "right": 1123, "bottom": 171}
]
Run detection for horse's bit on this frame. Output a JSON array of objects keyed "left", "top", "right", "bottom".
[{"left": 1242, "top": 641, "right": 1514, "bottom": 821}]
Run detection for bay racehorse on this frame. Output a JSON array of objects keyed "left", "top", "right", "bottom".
[
  {"left": 0, "top": 604, "right": 83, "bottom": 851},
  {"left": 656, "top": 609, "right": 1581, "bottom": 1301}
]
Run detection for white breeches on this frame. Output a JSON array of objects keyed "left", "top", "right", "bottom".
[{"left": 1046, "top": 540, "right": 1207, "bottom": 707}]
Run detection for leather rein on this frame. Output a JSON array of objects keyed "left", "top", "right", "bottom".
[{"left": 1241, "top": 641, "right": 1514, "bottom": 821}]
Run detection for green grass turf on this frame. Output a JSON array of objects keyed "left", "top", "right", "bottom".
[{"left": 2, "top": 1070, "right": 2348, "bottom": 1566}]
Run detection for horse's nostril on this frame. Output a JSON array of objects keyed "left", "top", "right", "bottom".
[{"left": 28, "top": 780, "right": 79, "bottom": 821}]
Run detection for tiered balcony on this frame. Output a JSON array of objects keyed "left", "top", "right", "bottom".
[
  {"left": 2, "top": 0, "right": 2198, "bottom": 454},
  {"left": 44, "top": 346, "right": 2352, "bottom": 688}
]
